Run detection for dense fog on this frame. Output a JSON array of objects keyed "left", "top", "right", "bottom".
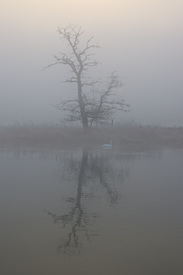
[{"left": 1, "top": 0, "right": 183, "bottom": 126}]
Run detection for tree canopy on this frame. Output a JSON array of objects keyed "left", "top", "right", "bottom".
[{"left": 49, "top": 25, "right": 130, "bottom": 129}]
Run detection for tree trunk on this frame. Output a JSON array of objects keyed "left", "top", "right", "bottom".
[{"left": 77, "top": 78, "right": 88, "bottom": 129}]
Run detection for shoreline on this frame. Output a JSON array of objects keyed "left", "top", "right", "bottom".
[{"left": 0, "top": 124, "right": 183, "bottom": 152}]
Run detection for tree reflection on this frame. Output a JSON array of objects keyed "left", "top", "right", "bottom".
[{"left": 45, "top": 149, "right": 129, "bottom": 255}]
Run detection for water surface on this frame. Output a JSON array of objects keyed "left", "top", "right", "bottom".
[{"left": 0, "top": 148, "right": 183, "bottom": 275}]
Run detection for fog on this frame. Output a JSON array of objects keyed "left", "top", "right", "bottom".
[{"left": 1, "top": 0, "right": 183, "bottom": 126}]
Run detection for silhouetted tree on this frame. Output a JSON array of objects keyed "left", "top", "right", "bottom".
[
  {"left": 45, "top": 150, "right": 129, "bottom": 255},
  {"left": 48, "top": 24, "right": 130, "bottom": 129}
]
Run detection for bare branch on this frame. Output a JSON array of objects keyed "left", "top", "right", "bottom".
[
  {"left": 81, "top": 78, "right": 101, "bottom": 87},
  {"left": 47, "top": 25, "right": 130, "bottom": 128}
]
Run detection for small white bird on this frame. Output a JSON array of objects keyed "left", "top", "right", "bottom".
[{"left": 102, "top": 140, "right": 112, "bottom": 149}]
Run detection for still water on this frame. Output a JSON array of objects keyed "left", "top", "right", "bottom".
[{"left": 0, "top": 148, "right": 183, "bottom": 275}]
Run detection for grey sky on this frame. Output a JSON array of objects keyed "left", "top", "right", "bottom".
[{"left": 1, "top": 0, "right": 183, "bottom": 126}]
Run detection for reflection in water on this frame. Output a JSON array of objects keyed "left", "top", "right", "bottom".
[
  {"left": 45, "top": 150, "right": 90, "bottom": 255},
  {"left": 45, "top": 149, "right": 129, "bottom": 255},
  {"left": 1, "top": 149, "right": 183, "bottom": 274}
]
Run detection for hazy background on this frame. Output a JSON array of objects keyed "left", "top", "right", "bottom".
[{"left": 1, "top": 0, "right": 183, "bottom": 126}]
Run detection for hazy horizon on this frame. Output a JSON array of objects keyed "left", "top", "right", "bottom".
[{"left": 1, "top": 0, "right": 183, "bottom": 127}]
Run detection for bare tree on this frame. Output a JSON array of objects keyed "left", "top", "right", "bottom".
[
  {"left": 44, "top": 149, "right": 127, "bottom": 255},
  {"left": 48, "top": 24, "right": 129, "bottom": 129}
]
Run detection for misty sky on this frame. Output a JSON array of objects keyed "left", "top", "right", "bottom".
[{"left": 1, "top": 0, "right": 183, "bottom": 126}]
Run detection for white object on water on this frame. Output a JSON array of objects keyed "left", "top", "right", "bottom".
[{"left": 102, "top": 140, "right": 112, "bottom": 149}]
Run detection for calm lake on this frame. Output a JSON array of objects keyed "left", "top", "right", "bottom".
[{"left": 0, "top": 148, "right": 183, "bottom": 275}]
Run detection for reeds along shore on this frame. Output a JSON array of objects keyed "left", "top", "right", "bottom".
[{"left": 0, "top": 123, "right": 183, "bottom": 151}]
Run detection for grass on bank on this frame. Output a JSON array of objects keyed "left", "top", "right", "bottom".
[{"left": 0, "top": 123, "right": 183, "bottom": 151}]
